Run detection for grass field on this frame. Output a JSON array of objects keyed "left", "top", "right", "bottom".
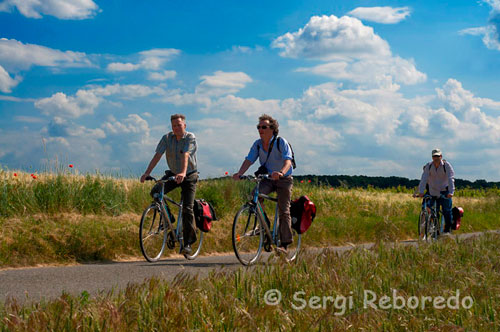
[
  {"left": 1, "top": 233, "right": 499, "bottom": 331},
  {"left": 1, "top": 170, "right": 500, "bottom": 267}
]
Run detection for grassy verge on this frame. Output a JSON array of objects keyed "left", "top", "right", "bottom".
[
  {"left": 2, "top": 233, "right": 499, "bottom": 331},
  {"left": 1, "top": 171, "right": 500, "bottom": 267}
]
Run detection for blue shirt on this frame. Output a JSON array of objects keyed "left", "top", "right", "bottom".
[{"left": 245, "top": 136, "right": 293, "bottom": 176}]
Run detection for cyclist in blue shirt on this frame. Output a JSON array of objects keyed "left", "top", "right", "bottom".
[{"left": 232, "top": 114, "right": 294, "bottom": 251}]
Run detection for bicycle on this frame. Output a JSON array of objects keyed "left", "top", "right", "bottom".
[
  {"left": 416, "top": 194, "right": 445, "bottom": 242},
  {"left": 139, "top": 175, "right": 203, "bottom": 262},
  {"left": 232, "top": 174, "right": 301, "bottom": 266}
]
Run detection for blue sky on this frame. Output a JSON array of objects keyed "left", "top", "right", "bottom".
[{"left": 1, "top": 0, "right": 500, "bottom": 180}]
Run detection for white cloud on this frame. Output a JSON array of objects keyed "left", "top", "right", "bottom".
[
  {"left": 148, "top": 70, "right": 177, "bottom": 81},
  {"left": 0, "top": 0, "right": 99, "bottom": 19},
  {"left": 196, "top": 71, "right": 253, "bottom": 97},
  {"left": 0, "top": 64, "right": 20, "bottom": 92},
  {"left": 272, "top": 15, "right": 426, "bottom": 89},
  {"left": 347, "top": 6, "right": 411, "bottom": 24},
  {"left": 272, "top": 15, "right": 391, "bottom": 61},
  {"left": 162, "top": 71, "right": 253, "bottom": 107},
  {"left": 0, "top": 38, "right": 92, "bottom": 72},
  {"left": 107, "top": 48, "right": 180, "bottom": 72},
  {"left": 460, "top": 0, "right": 500, "bottom": 51},
  {"left": 35, "top": 84, "right": 166, "bottom": 118}
]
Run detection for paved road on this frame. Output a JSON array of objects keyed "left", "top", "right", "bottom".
[{"left": 1, "top": 231, "right": 497, "bottom": 304}]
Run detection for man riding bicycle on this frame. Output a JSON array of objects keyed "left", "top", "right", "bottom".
[
  {"left": 232, "top": 114, "right": 294, "bottom": 252},
  {"left": 417, "top": 148, "right": 455, "bottom": 234},
  {"left": 140, "top": 113, "right": 198, "bottom": 255}
]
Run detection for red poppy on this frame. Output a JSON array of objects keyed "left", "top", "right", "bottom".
[
  {"left": 13, "top": 173, "right": 17, "bottom": 177},
  {"left": 300, "top": 180, "right": 304, "bottom": 183},
  {"left": 69, "top": 164, "right": 74, "bottom": 168},
  {"left": 330, "top": 187, "right": 334, "bottom": 190},
  {"left": 225, "top": 171, "right": 228, "bottom": 175},
  {"left": 31, "top": 174, "right": 37, "bottom": 179},
  {"left": 308, "top": 180, "right": 311, "bottom": 183}
]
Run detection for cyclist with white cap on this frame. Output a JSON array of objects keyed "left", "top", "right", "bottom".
[{"left": 417, "top": 148, "right": 455, "bottom": 234}]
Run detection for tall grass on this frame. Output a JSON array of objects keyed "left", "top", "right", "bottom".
[
  {"left": 2, "top": 234, "right": 499, "bottom": 331},
  {"left": 1, "top": 170, "right": 500, "bottom": 267}
]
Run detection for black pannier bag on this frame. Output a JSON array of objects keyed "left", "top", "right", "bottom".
[{"left": 193, "top": 199, "right": 217, "bottom": 232}]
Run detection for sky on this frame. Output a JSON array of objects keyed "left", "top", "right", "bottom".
[{"left": 1, "top": 0, "right": 500, "bottom": 181}]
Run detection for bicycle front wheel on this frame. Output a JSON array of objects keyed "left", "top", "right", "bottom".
[
  {"left": 184, "top": 227, "right": 204, "bottom": 260},
  {"left": 139, "top": 204, "right": 168, "bottom": 262},
  {"left": 418, "top": 210, "right": 429, "bottom": 241},
  {"left": 232, "top": 204, "right": 263, "bottom": 266},
  {"left": 428, "top": 214, "right": 440, "bottom": 241}
]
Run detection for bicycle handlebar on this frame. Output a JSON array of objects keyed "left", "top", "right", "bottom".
[
  {"left": 239, "top": 174, "right": 270, "bottom": 181},
  {"left": 145, "top": 175, "right": 176, "bottom": 183}
]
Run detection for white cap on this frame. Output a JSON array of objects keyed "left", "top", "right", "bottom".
[{"left": 432, "top": 148, "right": 442, "bottom": 157}]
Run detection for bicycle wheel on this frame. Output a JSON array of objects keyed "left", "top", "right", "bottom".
[
  {"left": 418, "top": 210, "right": 429, "bottom": 241},
  {"left": 232, "top": 204, "right": 263, "bottom": 266},
  {"left": 139, "top": 204, "right": 168, "bottom": 262},
  {"left": 283, "top": 228, "right": 301, "bottom": 262},
  {"left": 184, "top": 227, "right": 204, "bottom": 260},
  {"left": 428, "top": 214, "right": 439, "bottom": 241}
]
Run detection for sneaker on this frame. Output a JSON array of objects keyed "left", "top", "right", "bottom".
[{"left": 181, "top": 244, "right": 192, "bottom": 255}]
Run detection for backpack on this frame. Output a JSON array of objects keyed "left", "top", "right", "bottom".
[
  {"left": 193, "top": 199, "right": 217, "bottom": 232},
  {"left": 290, "top": 195, "right": 316, "bottom": 234},
  {"left": 452, "top": 206, "right": 464, "bottom": 230},
  {"left": 277, "top": 137, "right": 297, "bottom": 169}
]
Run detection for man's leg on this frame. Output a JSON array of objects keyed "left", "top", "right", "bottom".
[
  {"left": 276, "top": 176, "right": 293, "bottom": 247},
  {"left": 181, "top": 173, "right": 198, "bottom": 245},
  {"left": 440, "top": 192, "right": 453, "bottom": 233},
  {"left": 256, "top": 179, "right": 275, "bottom": 228}
]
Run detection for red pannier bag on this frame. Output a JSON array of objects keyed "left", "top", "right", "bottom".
[
  {"left": 290, "top": 195, "right": 316, "bottom": 234},
  {"left": 194, "top": 199, "right": 217, "bottom": 232},
  {"left": 452, "top": 206, "right": 464, "bottom": 230}
]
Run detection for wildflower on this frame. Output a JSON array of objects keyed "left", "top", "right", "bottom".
[
  {"left": 69, "top": 164, "right": 74, "bottom": 168},
  {"left": 13, "top": 173, "right": 17, "bottom": 177},
  {"left": 308, "top": 180, "right": 311, "bottom": 183},
  {"left": 225, "top": 171, "right": 229, "bottom": 175},
  {"left": 300, "top": 180, "right": 304, "bottom": 183}
]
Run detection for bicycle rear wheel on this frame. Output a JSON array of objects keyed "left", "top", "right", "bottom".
[
  {"left": 418, "top": 210, "right": 429, "bottom": 241},
  {"left": 184, "top": 227, "right": 204, "bottom": 260},
  {"left": 232, "top": 204, "right": 263, "bottom": 266},
  {"left": 140, "top": 204, "right": 168, "bottom": 262}
]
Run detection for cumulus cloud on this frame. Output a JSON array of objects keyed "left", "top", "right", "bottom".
[
  {"left": 272, "top": 15, "right": 426, "bottom": 88},
  {"left": 0, "top": 0, "right": 99, "bottom": 19},
  {"left": 272, "top": 15, "right": 391, "bottom": 61},
  {"left": 347, "top": 6, "right": 411, "bottom": 24},
  {"left": 107, "top": 48, "right": 180, "bottom": 72},
  {"left": 162, "top": 71, "right": 253, "bottom": 107},
  {"left": 460, "top": 0, "right": 500, "bottom": 51},
  {"left": 35, "top": 84, "right": 166, "bottom": 118}
]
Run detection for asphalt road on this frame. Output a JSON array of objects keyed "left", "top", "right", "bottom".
[{"left": 1, "top": 231, "right": 497, "bottom": 304}]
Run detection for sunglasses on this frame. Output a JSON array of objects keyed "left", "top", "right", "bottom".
[{"left": 257, "top": 125, "right": 271, "bottom": 130}]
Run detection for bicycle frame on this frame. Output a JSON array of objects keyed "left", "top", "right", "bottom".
[
  {"left": 422, "top": 194, "right": 446, "bottom": 239},
  {"left": 150, "top": 176, "right": 186, "bottom": 247},
  {"left": 249, "top": 175, "right": 283, "bottom": 247}
]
